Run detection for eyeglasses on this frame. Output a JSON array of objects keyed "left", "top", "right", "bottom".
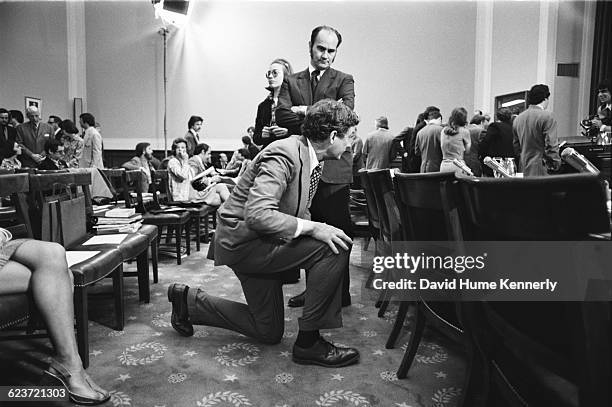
[{"left": 265, "top": 70, "right": 281, "bottom": 79}]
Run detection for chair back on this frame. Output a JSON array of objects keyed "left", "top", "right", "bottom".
[
  {"left": 358, "top": 169, "right": 380, "bottom": 232},
  {"left": 366, "top": 169, "right": 401, "bottom": 241},
  {"left": 0, "top": 173, "right": 32, "bottom": 238},
  {"left": 101, "top": 168, "right": 131, "bottom": 207},
  {"left": 150, "top": 169, "right": 172, "bottom": 204},
  {"left": 457, "top": 173, "right": 609, "bottom": 240}
]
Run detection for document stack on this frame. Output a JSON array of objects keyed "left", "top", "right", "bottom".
[{"left": 93, "top": 207, "right": 142, "bottom": 234}]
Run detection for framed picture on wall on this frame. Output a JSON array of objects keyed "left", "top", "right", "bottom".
[
  {"left": 24, "top": 96, "right": 42, "bottom": 113},
  {"left": 73, "top": 97, "right": 83, "bottom": 122}
]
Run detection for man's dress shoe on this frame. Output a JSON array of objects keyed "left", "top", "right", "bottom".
[
  {"left": 168, "top": 283, "right": 194, "bottom": 337},
  {"left": 288, "top": 291, "right": 352, "bottom": 308},
  {"left": 292, "top": 337, "right": 360, "bottom": 367}
]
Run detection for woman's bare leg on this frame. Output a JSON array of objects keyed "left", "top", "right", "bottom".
[{"left": 1, "top": 240, "right": 108, "bottom": 399}]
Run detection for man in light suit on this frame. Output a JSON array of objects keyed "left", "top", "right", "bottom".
[
  {"left": 512, "top": 84, "right": 561, "bottom": 177},
  {"left": 168, "top": 100, "right": 361, "bottom": 368},
  {"left": 16, "top": 106, "right": 53, "bottom": 168},
  {"left": 276, "top": 25, "right": 355, "bottom": 308}
]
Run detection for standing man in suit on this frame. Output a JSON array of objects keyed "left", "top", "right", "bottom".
[
  {"left": 415, "top": 111, "right": 444, "bottom": 173},
  {"left": 0, "top": 108, "right": 18, "bottom": 161},
  {"left": 513, "top": 84, "right": 561, "bottom": 177},
  {"left": 48, "top": 115, "right": 63, "bottom": 140},
  {"left": 79, "top": 113, "right": 104, "bottom": 169},
  {"left": 16, "top": 106, "right": 53, "bottom": 168},
  {"left": 168, "top": 100, "right": 361, "bottom": 367},
  {"left": 593, "top": 79, "right": 611, "bottom": 134},
  {"left": 363, "top": 116, "right": 394, "bottom": 170},
  {"left": 184, "top": 115, "right": 203, "bottom": 157},
  {"left": 277, "top": 25, "right": 355, "bottom": 308}
]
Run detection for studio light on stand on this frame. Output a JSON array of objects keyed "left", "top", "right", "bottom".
[{"left": 152, "top": 0, "right": 190, "bottom": 157}]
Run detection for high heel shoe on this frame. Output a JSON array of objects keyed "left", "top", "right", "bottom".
[{"left": 44, "top": 360, "right": 111, "bottom": 405}]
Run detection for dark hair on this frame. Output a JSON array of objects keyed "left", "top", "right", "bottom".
[
  {"left": 193, "top": 143, "right": 210, "bottom": 156},
  {"left": 9, "top": 110, "right": 24, "bottom": 124},
  {"left": 241, "top": 136, "right": 252, "bottom": 146},
  {"left": 429, "top": 111, "right": 442, "bottom": 120},
  {"left": 246, "top": 126, "right": 255, "bottom": 133},
  {"left": 527, "top": 84, "right": 550, "bottom": 105},
  {"left": 496, "top": 107, "right": 512, "bottom": 123},
  {"left": 135, "top": 142, "right": 151, "bottom": 156},
  {"left": 171, "top": 137, "right": 188, "bottom": 156},
  {"left": 270, "top": 58, "right": 294, "bottom": 77},
  {"left": 59, "top": 119, "right": 79, "bottom": 134},
  {"left": 376, "top": 116, "right": 389, "bottom": 129},
  {"left": 0, "top": 108, "right": 8, "bottom": 115},
  {"left": 469, "top": 114, "right": 486, "bottom": 125},
  {"left": 598, "top": 79, "right": 611, "bottom": 93},
  {"left": 301, "top": 99, "right": 360, "bottom": 143},
  {"left": 188, "top": 115, "right": 203, "bottom": 129},
  {"left": 80, "top": 112, "right": 96, "bottom": 127},
  {"left": 44, "top": 138, "right": 62, "bottom": 154},
  {"left": 237, "top": 148, "right": 250, "bottom": 158},
  {"left": 48, "top": 115, "right": 62, "bottom": 125},
  {"left": 444, "top": 107, "right": 468, "bottom": 136},
  {"left": 310, "top": 26, "right": 342, "bottom": 49}
]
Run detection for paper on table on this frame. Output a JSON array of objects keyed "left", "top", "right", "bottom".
[
  {"left": 83, "top": 234, "right": 128, "bottom": 245},
  {"left": 66, "top": 251, "right": 100, "bottom": 267}
]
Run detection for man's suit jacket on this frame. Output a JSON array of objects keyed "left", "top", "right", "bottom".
[
  {"left": 79, "top": 127, "right": 104, "bottom": 169},
  {"left": 415, "top": 124, "right": 443, "bottom": 173},
  {"left": 253, "top": 97, "right": 276, "bottom": 147},
  {"left": 37, "top": 157, "right": 68, "bottom": 171},
  {"left": 276, "top": 67, "right": 354, "bottom": 184},
  {"left": 479, "top": 121, "right": 514, "bottom": 177},
  {"left": 121, "top": 156, "right": 152, "bottom": 192},
  {"left": 512, "top": 105, "right": 561, "bottom": 177},
  {"left": 214, "top": 135, "right": 313, "bottom": 267},
  {"left": 0, "top": 125, "right": 17, "bottom": 160},
  {"left": 597, "top": 104, "right": 612, "bottom": 126},
  {"left": 184, "top": 130, "right": 199, "bottom": 157},
  {"left": 16, "top": 121, "right": 53, "bottom": 168}
]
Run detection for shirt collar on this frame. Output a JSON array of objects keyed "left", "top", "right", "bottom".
[
  {"left": 308, "top": 65, "right": 327, "bottom": 79},
  {"left": 189, "top": 128, "right": 198, "bottom": 136},
  {"left": 305, "top": 138, "right": 320, "bottom": 173}
]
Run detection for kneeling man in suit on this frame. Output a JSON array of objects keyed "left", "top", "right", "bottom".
[{"left": 168, "top": 99, "right": 360, "bottom": 367}]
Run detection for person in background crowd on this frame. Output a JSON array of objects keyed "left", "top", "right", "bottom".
[
  {"left": 253, "top": 58, "right": 293, "bottom": 148},
  {"left": 407, "top": 106, "right": 441, "bottom": 173},
  {"left": 439, "top": 107, "right": 471, "bottom": 174},
  {"left": 464, "top": 114, "right": 486, "bottom": 176},
  {"left": 363, "top": 116, "right": 394, "bottom": 170},
  {"left": 0, "top": 142, "right": 22, "bottom": 170},
  {"left": 184, "top": 115, "right": 203, "bottom": 157},
  {"left": 59, "top": 119, "right": 83, "bottom": 168},
  {"left": 78, "top": 113, "right": 103, "bottom": 169},
  {"left": 167, "top": 99, "right": 360, "bottom": 368},
  {"left": 512, "top": 84, "right": 560, "bottom": 177},
  {"left": 167, "top": 137, "right": 192, "bottom": 201},
  {"left": 188, "top": 143, "right": 230, "bottom": 206},
  {"left": 48, "top": 115, "right": 62, "bottom": 140},
  {"left": 415, "top": 111, "right": 443, "bottom": 173},
  {"left": 122, "top": 142, "right": 155, "bottom": 193},
  {"left": 593, "top": 78, "right": 611, "bottom": 134},
  {"left": 479, "top": 107, "right": 515, "bottom": 177},
  {"left": 218, "top": 153, "right": 228, "bottom": 169},
  {"left": 246, "top": 126, "right": 255, "bottom": 139},
  {"left": 0, "top": 108, "right": 18, "bottom": 161},
  {"left": 219, "top": 148, "right": 249, "bottom": 177},
  {"left": 349, "top": 128, "right": 364, "bottom": 188},
  {"left": 38, "top": 139, "right": 68, "bottom": 170},
  {"left": 0, "top": 238, "right": 110, "bottom": 404},
  {"left": 16, "top": 106, "right": 53, "bottom": 168},
  {"left": 9, "top": 110, "right": 24, "bottom": 128},
  {"left": 242, "top": 135, "right": 260, "bottom": 159}
]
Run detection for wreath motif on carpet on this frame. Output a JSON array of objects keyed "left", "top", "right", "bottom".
[
  {"left": 196, "top": 391, "right": 252, "bottom": 406},
  {"left": 315, "top": 390, "right": 370, "bottom": 406},
  {"left": 214, "top": 343, "right": 260, "bottom": 367},
  {"left": 414, "top": 342, "right": 448, "bottom": 364},
  {"left": 118, "top": 342, "right": 168, "bottom": 366},
  {"left": 432, "top": 387, "right": 462, "bottom": 406}
]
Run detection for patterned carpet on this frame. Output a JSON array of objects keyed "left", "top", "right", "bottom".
[{"left": 1, "top": 238, "right": 466, "bottom": 407}]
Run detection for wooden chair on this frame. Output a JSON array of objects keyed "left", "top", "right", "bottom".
[{"left": 456, "top": 173, "right": 611, "bottom": 406}]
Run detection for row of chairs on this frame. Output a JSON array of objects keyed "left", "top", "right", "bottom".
[{"left": 359, "top": 169, "right": 611, "bottom": 406}]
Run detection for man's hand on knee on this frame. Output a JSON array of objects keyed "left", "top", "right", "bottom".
[{"left": 302, "top": 220, "right": 352, "bottom": 254}]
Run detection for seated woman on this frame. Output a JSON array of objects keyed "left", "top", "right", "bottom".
[
  {"left": 60, "top": 119, "right": 83, "bottom": 169},
  {"left": 188, "top": 143, "right": 230, "bottom": 206},
  {"left": 167, "top": 138, "right": 192, "bottom": 201},
  {"left": 0, "top": 232, "right": 109, "bottom": 405},
  {"left": 0, "top": 142, "right": 22, "bottom": 170}
]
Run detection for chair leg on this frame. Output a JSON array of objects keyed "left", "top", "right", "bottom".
[
  {"left": 175, "top": 224, "right": 182, "bottom": 265},
  {"left": 74, "top": 285, "right": 89, "bottom": 369},
  {"left": 136, "top": 250, "right": 150, "bottom": 303},
  {"left": 203, "top": 213, "right": 210, "bottom": 243},
  {"left": 363, "top": 236, "right": 371, "bottom": 251},
  {"left": 185, "top": 221, "right": 191, "bottom": 256},
  {"left": 151, "top": 237, "right": 159, "bottom": 284},
  {"left": 386, "top": 301, "right": 410, "bottom": 349},
  {"left": 397, "top": 303, "right": 426, "bottom": 379},
  {"left": 195, "top": 215, "right": 201, "bottom": 252},
  {"left": 112, "top": 265, "right": 125, "bottom": 330},
  {"left": 378, "top": 289, "right": 391, "bottom": 317},
  {"left": 165, "top": 225, "right": 172, "bottom": 244}
]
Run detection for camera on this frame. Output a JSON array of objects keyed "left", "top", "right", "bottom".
[{"left": 580, "top": 116, "right": 599, "bottom": 140}]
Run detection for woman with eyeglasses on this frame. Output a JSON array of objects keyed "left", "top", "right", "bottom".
[{"left": 253, "top": 58, "right": 293, "bottom": 147}]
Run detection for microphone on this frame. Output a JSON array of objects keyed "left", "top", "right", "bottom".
[
  {"left": 452, "top": 159, "right": 474, "bottom": 176},
  {"left": 561, "top": 147, "right": 600, "bottom": 175},
  {"left": 483, "top": 156, "right": 512, "bottom": 178}
]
